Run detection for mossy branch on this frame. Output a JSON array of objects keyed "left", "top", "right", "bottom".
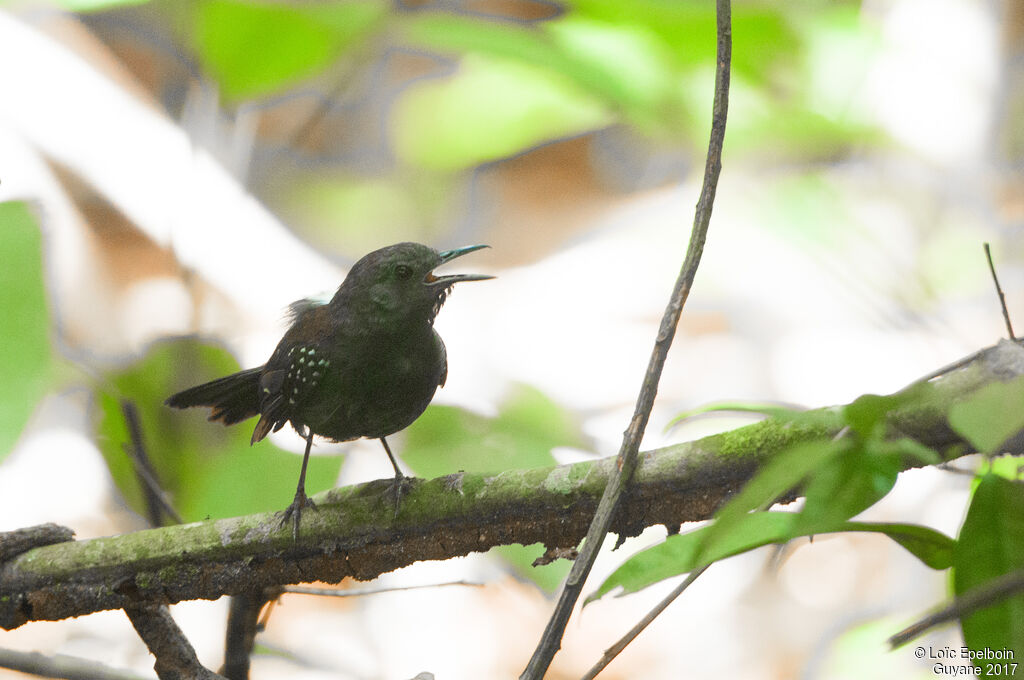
[{"left": 2, "top": 340, "right": 1022, "bottom": 631}]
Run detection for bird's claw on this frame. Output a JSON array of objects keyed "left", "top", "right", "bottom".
[
  {"left": 279, "top": 491, "right": 318, "bottom": 540},
  {"left": 386, "top": 472, "right": 414, "bottom": 519}
]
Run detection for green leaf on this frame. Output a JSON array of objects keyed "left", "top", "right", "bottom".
[
  {"left": 94, "top": 338, "right": 342, "bottom": 522},
  {"left": 844, "top": 392, "right": 902, "bottom": 439},
  {"left": 590, "top": 512, "right": 797, "bottom": 603},
  {"left": 949, "top": 376, "right": 1024, "bottom": 454},
  {"left": 795, "top": 443, "right": 900, "bottom": 533},
  {"left": 194, "top": 0, "right": 385, "bottom": 102},
  {"left": 588, "top": 513, "right": 955, "bottom": 603},
  {"left": 0, "top": 202, "right": 55, "bottom": 462},
  {"left": 787, "top": 385, "right": 940, "bottom": 532},
  {"left": 695, "top": 437, "right": 842, "bottom": 562},
  {"left": 846, "top": 522, "right": 955, "bottom": 570},
  {"left": 953, "top": 473, "right": 1024, "bottom": 666},
  {"left": 391, "top": 52, "right": 611, "bottom": 171}
]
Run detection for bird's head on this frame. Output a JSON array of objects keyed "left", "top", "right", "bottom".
[{"left": 332, "top": 242, "right": 493, "bottom": 326}]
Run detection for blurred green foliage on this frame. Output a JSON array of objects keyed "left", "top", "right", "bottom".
[
  {"left": 95, "top": 338, "right": 342, "bottom": 522},
  {"left": 57, "top": 0, "right": 885, "bottom": 257},
  {"left": 403, "top": 385, "right": 583, "bottom": 476},
  {"left": 391, "top": 52, "right": 612, "bottom": 171},
  {"left": 161, "top": 0, "right": 877, "bottom": 248},
  {"left": 195, "top": 0, "right": 385, "bottom": 102},
  {"left": 0, "top": 202, "right": 55, "bottom": 463}
]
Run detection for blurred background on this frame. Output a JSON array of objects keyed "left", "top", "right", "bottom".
[{"left": 0, "top": 0, "right": 1021, "bottom": 678}]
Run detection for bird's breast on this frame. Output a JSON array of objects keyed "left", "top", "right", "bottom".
[{"left": 299, "top": 325, "right": 446, "bottom": 440}]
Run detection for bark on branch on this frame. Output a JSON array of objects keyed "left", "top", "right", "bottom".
[{"left": 2, "top": 340, "right": 1022, "bottom": 631}]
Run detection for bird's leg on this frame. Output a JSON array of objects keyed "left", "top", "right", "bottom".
[
  {"left": 380, "top": 436, "right": 411, "bottom": 518},
  {"left": 280, "top": 429, "right": 318, "bottom": 540}
]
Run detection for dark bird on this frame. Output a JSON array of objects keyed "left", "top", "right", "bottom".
[{"left": 166, "top": 242, "right": 492, "bottom": 538}]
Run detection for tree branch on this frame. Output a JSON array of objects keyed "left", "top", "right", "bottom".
[
  {"left": 580, "top": 564, "right": 711, "bottom": 680},
  {"left": 0, "top": 645, "right": 148, "bottom": 680},
  {"left": 2, "top": 340, "right": 1021, "bottom": 632},
  {"left": 0, "top": 523, "right": 74, "bottom": 563}
]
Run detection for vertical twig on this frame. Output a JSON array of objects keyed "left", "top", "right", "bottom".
[
  {"left": 222, "top": 590, "right": 280, "bottom": 680},
  {"left": 984, "top": 243, "right": 1016, "bottom": 340},
  {"left": 579, "top": 565, "right": 711, "bottom": 680},
  {"left": 120, "top": 400, "right": 182, "bottom": 526},
  {"left": 519, "top": 1, "right": 732, "bottom": 677}
]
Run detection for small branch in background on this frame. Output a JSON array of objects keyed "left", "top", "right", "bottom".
[
  {"left": 283, "top": 26, "right": 384, "bottom": 154},
  {"left": 125, "top": 604, "right": 225, "bottom": 680},
  {"left": 889, "top": 568, "right": 1024, "bottom": 648},
  {"left": 913, "top": 346, "right": 991, "bottom": 383},
  {"left": 520, "top": 1, "right": 732, "bottom": 677},
  {"left": 984, "top": 242, "right": 1016, "bottom": 340},
  {"left": 120, "top": 400, "right": 182, "bottom": 527},
  {"left": 0, "top": 523, "right": 74, "bottom": 563},
  {"left": 222, "top": 590, "right": 280, "bottom": 680},
  {"left": 283, "top": 580, "right": 483, "bottom": 598},
  {"left": 580, "top": 565, "right": 711, "bottom": 680},
  {"left": 0, "top": 645, "right": 148, "bottom": 680}
]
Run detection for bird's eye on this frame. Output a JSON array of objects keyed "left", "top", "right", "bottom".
[{"left": 395, "top": 264, "right": 413, "bottom": 280}]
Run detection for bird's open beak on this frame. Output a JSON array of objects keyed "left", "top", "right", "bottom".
[{"left": 426, "top": 244, "right": 495, "bottom": 285}]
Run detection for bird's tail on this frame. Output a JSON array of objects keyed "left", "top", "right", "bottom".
[{"left": 165, "top": 367, "right": 263, "bottom": 425}]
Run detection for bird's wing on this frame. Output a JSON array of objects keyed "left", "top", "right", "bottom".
[
  {"left": 252, "top": 368, "right": 287, "bottom": 444},
  {"left": 437, "top": 332, "right": 448, "bottom": 388}
]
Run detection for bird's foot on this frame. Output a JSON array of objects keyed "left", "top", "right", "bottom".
[
  {"left": 384, "top": 472, "right": 415, "bottom": 519},
  {"left": 278, "top": 491, "right": 318, "bottom": 540}
]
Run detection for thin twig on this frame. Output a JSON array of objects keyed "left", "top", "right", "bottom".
[
  {"left": 120, "top": 400, "right": 182, "bottom": 526},
  {"left": 0, "top": 646, "right": 148, "bottom": 680},
  {"left": 284, "top": 25, "right": 383, "bottom": 153},
  {"left": 283, "top": 580, "right": 483, "bottom": 598},
  {"left": 580, "top": 565, "right": 711, "bottom": 680},
  {"left": 519, "top": 2, "right": 732, "bottom": 676},
  {"left": 222, "top": 591, "right": 279, "bottom": 680},
  {"left": 888, "top": 568, "right": 1024, "bottom": 648},
  {"left": 912, "top": 346, "right": 990, "bottom": 383},
  {"left": 984, "top": 243, "right": 1016, "bottom": 340},
  {"left": 125, "top": 604, "right": 225, "bottom": 679}
]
